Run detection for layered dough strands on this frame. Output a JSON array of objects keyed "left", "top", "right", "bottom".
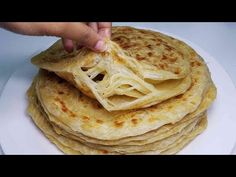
[
  {"left": 27, "top": 26, "right": 217, "bottom": 154},
  {"left": 31, "top": 27, "right": 192, "bottom": 111}
]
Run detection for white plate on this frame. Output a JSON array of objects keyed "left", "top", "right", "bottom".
[{"left": 0, "top": 28, "right": 236, "bottom": 155}]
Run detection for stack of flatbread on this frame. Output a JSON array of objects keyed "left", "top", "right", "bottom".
[{"left": 27, "top": 26, "right": 216, "bottom": 154}]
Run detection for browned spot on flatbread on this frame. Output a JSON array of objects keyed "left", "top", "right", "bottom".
[
  {"left": 190, "top": 62, "right": 195, "bottom": 67},
  {"left": 131, "top": 118, "right": 138, "bottom": 125},
  {"left": 123, "top": 43, "right": 137, "bottom": 49},
  {"left": 113, "top": 37, "right": 121, "bottom": 41},
  {"left": 140, "top": 30, "right": 146, "bottom": 34},
  {"left": 164, "top": 44, "right": 175, "bottom": 51},
  {"left": 150, "top": 38, "right": 156, "bottom": 41},
  {"left": 114, "top": 120, "right": 124, "bottom": 128},
  {"left": 55, "top": 97, "right": 67, "bottom": 112},
  {"left": 96, "top": 119, "right": 104, "bottom": 124},
  {"left": 174, "top": 68, "right": 180, "bottom": 74},
  {"left": 136, "top": 55, "right": 145, "bottom": 60},
  {"left": 147, "top": 52, "right": 153, "bottom": 57},
  {"left": 197, "top": 62, "right": 202, "bottom": 66},
  {"left": 92, "top": 102, "right": 103, "bottom": 109},
  {"left": 55, "top": 97, "right": 76, "bottom": 117},
  {"left": 191, "top": 61, "right": 202, "bottom": 67},
  {"left": 162, "top": 55, "right": 168, "bottom": 60},
  {"left": 159, "top": 63, "right": 165, "bottom": 69},
  {"left": 146, "top": 44, "right": 152, "bottom": 49},
  {"left": 155, "top": 38, "right": 163, "bottom": 43},
  {"left": 70, "top": 113, "right": 76, "bottom": 118},
  {"left": 101, "top": 150, "right": 108, "bottom": 154},
  {"left": 175, "top": 94, "right": 183, "bottom": 99},
  {"left": 58, "top": 91, "right": 64, "bottom": 94},
  {"left": 82, "top": 116, "right": 90, "bottom": 121},
  {"left": 169, "top": 57, "right": 177, "bottom": 63}
]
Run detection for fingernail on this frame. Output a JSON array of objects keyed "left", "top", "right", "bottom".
[{"left": 94, "top": 40, "right": 107, "bottom": 52}]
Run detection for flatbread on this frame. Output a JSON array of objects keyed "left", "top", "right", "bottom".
[
  {"left": 27, "top": 82, "right": 207, "bottom": 154},
  {"left": 34, "top": 76, "right": 214, "bottom": 153},
  {"left": 31, "top": 27, "right": 193, "bottom": 111},
  {"left": 27, "top": 26, "right": 217, "bottom": 154},
  {"left": 131, "top": 117, "right": 207, "bottom": 155},
  {"left": 34, "top": 51, "right": 211, "bottom": 140}
]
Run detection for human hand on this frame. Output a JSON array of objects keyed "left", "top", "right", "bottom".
[{"left": 0, "top": 22, "right": 112, "bottom": 52}]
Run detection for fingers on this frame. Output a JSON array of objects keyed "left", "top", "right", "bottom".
[
  {"left": 58, "top": 23, "right": 112, "bottom": 52},
  {"left": 53, "top": 23, "right": 111, "bottom": 52},
  {"left": 0, "top": 22, "right": 111, "bottom": 52},
  {"left": 79, "top": 22, "right": 98, "bottom": 51},
  {"left": 97, "top": 22, "right": 112, "bottom": 39},
  {"left": 51, "top": 23, "right": 107, "bottom": 52},
  {"left": 62, "top": 38, "right": 74, "bottom": 53},
  {"left": 88, "top": 22, "right": 98, "bottom": 32}
]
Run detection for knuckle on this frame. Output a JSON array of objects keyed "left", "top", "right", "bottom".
[{"left": 79, "top": 29, "right": 96, "bottom": 46}]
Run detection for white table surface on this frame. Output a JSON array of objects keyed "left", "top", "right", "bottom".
[{"left": 0, "top": 22, "right": 236, "bottom": 154}]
